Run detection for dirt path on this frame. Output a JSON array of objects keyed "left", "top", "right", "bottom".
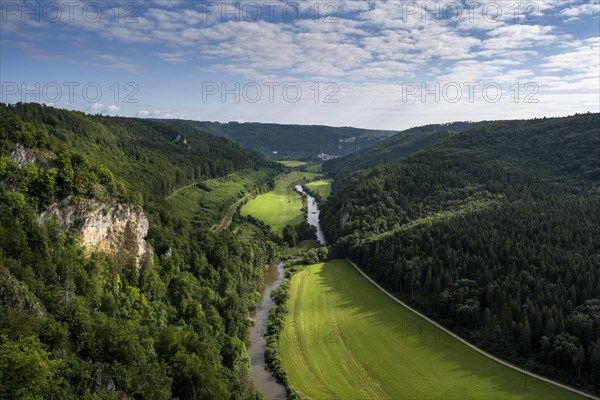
[
  {"left": 164, "top": 181, "right": 198, "bottom": 200},
  {"left": 345, "top": 258, "right": 599, "bottom": 400},
  {"left": 213, "top": 192, "right": 254, "bottom": 234}
]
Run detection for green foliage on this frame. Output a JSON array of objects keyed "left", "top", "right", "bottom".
[
  {"left": 321, "top": 113, "right": 600, "bottom": 392},
  {"left": 0, "top": 335, "right": 66, "bottom": 400},
  {"left": 164, "top": 169, "right": 272, "bottom": 227},
  {"left": 282, "top": 221, "right": 318, "bottom": 247},
  {"left": 0, "top": 103, "right": 283, "bottom": 399},
  {"left": 282, "top": 225, "right": 298, "bottom": 247},
  {"left": 324, "top": 121, "right": 489, "bottom": 178},
  {"left": 0, "top": 113, "right": 132, "bottom": 208},
  {"left": 1, "top": 102, "right": 276, "bottom": 203}
]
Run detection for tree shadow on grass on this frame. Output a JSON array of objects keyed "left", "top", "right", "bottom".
[{"left": 307, "top": 260, "right": 584, "bottom": 400}]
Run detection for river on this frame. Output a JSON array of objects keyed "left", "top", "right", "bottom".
[
  {"left": 248, "top": 262, "right": 287, "bottom": 399},
  {"left": 295, "top": 185, "right": 327, "bottom": 245},
  {"left": 248, "top": 185, "right": 326, "bottom": 398}
]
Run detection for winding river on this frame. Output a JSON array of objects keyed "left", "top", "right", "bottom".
[
  {"left": 248, "top": 262, "right": 287, "bottom": 399},
  {"left": 248, "top": 185, "right": 325, "bottom": 399},
  {"left": 295, "top": 185, "right": 327, "bottom": 245}
]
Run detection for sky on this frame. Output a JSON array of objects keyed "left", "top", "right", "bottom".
[{"left": 1, "top": 0, "right": 599, "bottom": 130}]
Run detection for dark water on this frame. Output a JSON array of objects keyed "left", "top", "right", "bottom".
[
  {"left": 295, "top": 185, "right": 327, "bottom": 245},
  {"left": 248, "top": 263, "right": 287, "bottom": 399}
]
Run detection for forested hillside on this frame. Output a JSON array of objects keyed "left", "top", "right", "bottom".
[
  {"left": 2, "top": 103, "right": 275, "bottom": 202},
  {"left": 324, "top": 121, "right": 490, "bottom": 179},
  {"left": 165, "top": 119, "right": 396, "bottom": 161},
  {"left": 0, "top": 103, "right": 282, "bottom": 399},
  {"left": 321, "top": 113, "right": 600, "bottom": 392}
]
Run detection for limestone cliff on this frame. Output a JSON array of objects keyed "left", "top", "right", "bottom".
[{"left": 39, "top": 196, "right": 153, "bottom": 268}]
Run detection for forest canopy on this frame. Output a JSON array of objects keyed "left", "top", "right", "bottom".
[
  {"left": 321, "top": 113, "right": 600, "bottom": 392},
  {"left": 0, "top": 103, "right": 282, "bottom": 399}
]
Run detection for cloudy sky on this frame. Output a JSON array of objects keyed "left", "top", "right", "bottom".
[{"left": 1, "top": 0, "right": 599, "bottom": 130}]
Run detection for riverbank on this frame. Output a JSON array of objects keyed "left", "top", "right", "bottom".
[
  {"left": 246, "top": 166, "right": 331, "bottom": 398},
  {"left": 295, "top": 185, "right": 327, "bottom": 245},
  {"left": 241, "top": 171, "right": 321, "bottom": 236},
  {"left": 248, "top": 263, "right": 287, "bottom": 399}
]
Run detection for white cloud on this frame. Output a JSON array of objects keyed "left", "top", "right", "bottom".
[
  {"left": 137, "top": 109, "right": 178, "bottom": 118},
  {"left": 92, "top": 54, "right": 139, "bottom": 72},
  {"left": 88, "top": 103, "right": 121, "bottom": 114},
  {"left": 560, "top": 1, "right": 600, "bottom": 18},
  {"left": 3, "top": 0, "right": 599, "bottom": 129},
  {"left": 543, "top": 37, "right": 600, "bottom": 72},
  {"left": 437, "top": 59, "right": 527, "bottom": 83},
  {"left": 482, "top": 25, "right": 557, "bottom": 50},
  {"left": 150, "top": 0, "right": 185, "bottom": 8}
]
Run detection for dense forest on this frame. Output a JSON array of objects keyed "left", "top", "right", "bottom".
[
  {"left": 0, "top": 103, "right": 283, "bottom": 399},
  {"left": 165, "top": 120, "right": 396, "bottom": 161},
  {"left": 2, "top": 103, "right": 276, "bottom": 202},
  {"left": 321, "top": 113, "right": 600, "bottom": 392},
  {"left": 324, "top": 121, "right": 490, "bottom": 179}
]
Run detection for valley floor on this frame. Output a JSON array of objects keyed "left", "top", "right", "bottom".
[
  {"left": 280, "top": 259, "right": 585, "bottom": 399},
  {"left": 240, "top": 170, "right": 322, "bottom": 236}
]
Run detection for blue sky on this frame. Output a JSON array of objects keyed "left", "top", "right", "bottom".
[{"left": 1, "top": 0, "right": 599, "bottom": 130}]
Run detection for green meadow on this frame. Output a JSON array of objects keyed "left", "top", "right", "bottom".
[
  {"left": 240, "top": 171, "right": 321, "bottom": 236},
  {"left": 304, "top": 178, "right": 333, "bottom": 200},
  {"left": 280, "top": 259, "right": 585, "bottom": 400},
  {"left": 276, "top": 160, "right": 308, "bottom": 167},
  {"left": 164, "top": 169, "right": 267, "bottom": 226}
]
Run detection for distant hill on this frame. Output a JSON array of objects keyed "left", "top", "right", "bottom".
[
  {"left": 320, "top": 113, "right": 600, "bottom": 392},
  {"left": 324, "top": 121, "right": 490, "bottom": 178},
  {"left": 160, "top": 119, "right": 397, "bottom": 161}
]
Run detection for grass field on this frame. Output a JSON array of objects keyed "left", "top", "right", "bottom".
[
  {"left": 276, "top": 160, "right": 308, "bottom": 167},
  {"left": 241, "top": 171, "right": 322, "bottom": 236},
  {"left": 304, "top": 178, "right": 333, "bottom": 200},
  {"left": 164, "top": 169, "right": 268, "bottom": 225},
  {"left": 303, "top": 163, "right": 323, "bottom": 173},
  {"left": 280, "top": 259, "right": 585, "bottom": 400}
]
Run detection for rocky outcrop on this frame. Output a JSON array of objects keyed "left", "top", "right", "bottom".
[
  {"left": 339, "top": 203, "right": 350, "bottom": 228},
  {"left": 92, "top": 362, "right": 116, "bottom": 393},
  {"left": 39, "top": 197, "right": 153, "bottom": 268},
  {"left": 9, "top": 143, "right": 37, "bottom": 167},
  {"left": 8, "top": 143, "right": 55, "bottom": 169},
  {"left": 0, "top": 268, "right": 45, "bottom": 317},
  {"left": 174, "top": 134, "right": 190, "bottom": 148}
]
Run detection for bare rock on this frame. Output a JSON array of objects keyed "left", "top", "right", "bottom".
[
  {"left": 92, "top": 362, "right": 116, "bottom": 393},
  {"left": 39, "top": 196, "right": 153, "bottom": 268},
  {"left": 0, "top": 268, "right": 46, "bottom": 317},
  {"left": 8, "top": 143, "right": 55, "bottom": 169}
]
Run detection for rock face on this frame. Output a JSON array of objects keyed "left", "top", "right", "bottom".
[
  {"left": 0, "top": 268, "right": 45, "bottom": 317},
  {"left": 9, "top": 143, "right": 39, "bottom": 168},
  {"left": 92, "top": 362, "right": 116, "bottom": 393},
  {"left": 39, "top": 197, "right": 153, "bottom": 268},
  {"left": 339, "top": 203, "right": 350, "bottom": 228},
  {"left": 8, "top": 143, "right": 55, "bottom": 169},
  {"left": 174, "top": 134, "right": 190, "bottom": 148}
]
